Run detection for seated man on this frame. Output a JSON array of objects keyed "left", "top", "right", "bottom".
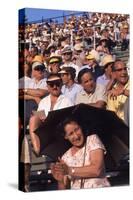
[
  {"left": 59, "top": 67, "right": 83, "bottom": 104},
  {"left": 19, "top": 61, "right": 48, "bottom": 127},
  {"left": 107, "top": 60, "right": 129, "bottom": 122},
  {"left": 84, "top": 53, "right": 104, "bottom": 80},
  {"left": 75, "top": 68, "right": 107, "bottom": 109},
  {"left": 23, "top": 61, "right": 48, "bottom": 104},
  {"left": 96, "top": 54, "right": 115, "bottom": 87},
  {"left": 61, "top": 46, "right": 80, "bottom": 79},
  {"left": 29, "top": 73, "right": 73, "bottom": 154},
  {"left": 48, "top": 53, "right": 62, "bottom": 74}
]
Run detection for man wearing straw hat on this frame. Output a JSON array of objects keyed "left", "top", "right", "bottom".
[
  {"left": 48, "top": 53, "right": 62, "bottom": 74},
  {"left": 85, "top": 53, "right": 103, "bottom": 80},
  {"left": 97, "top": 54, "right": 115, "bottom": 87},
  {"left": 61, "top": 46, "right": 80, "bottom": 78}
]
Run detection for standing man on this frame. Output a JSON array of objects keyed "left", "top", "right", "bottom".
[{"left": 19, "top": 61, "right": 48, "bottom": 127}]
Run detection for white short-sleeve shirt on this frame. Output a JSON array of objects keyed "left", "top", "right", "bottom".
[
  {"left": 38, "top": 94, "right": 73, "bottom": 117},
  {"left": 28, "top": 78, "right": 47, "bottom": 90}
]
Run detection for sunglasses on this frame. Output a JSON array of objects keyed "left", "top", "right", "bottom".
[
  {"left": 47, "top": 80, "right": 62, "bottom": 87},
  {"left": 50, "top": 61, "right": 59, "bottom": 64},
  {"left": 114, "top": 67, "right": 128, "bottom": 72},
  {"left": 63, "top": 52, "right": 72, "bottom": 55}
]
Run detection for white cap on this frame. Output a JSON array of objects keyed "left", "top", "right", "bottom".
[{"left": 32, "top": 62, "right": 43, "bottom": 70}]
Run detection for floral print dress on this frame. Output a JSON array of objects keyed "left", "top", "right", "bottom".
[{"left": 62, "top": 134, "right": 110, "bottom": 189}]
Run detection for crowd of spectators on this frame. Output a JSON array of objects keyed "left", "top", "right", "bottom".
[{"left": 19, "top": 11, "right": 130, "bottom": 191}]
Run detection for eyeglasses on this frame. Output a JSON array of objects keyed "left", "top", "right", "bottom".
[
  {"left": 114, "top": 67, "right": 128, "bottom": 72},
  {"left": 63, "top": 52, "right": 72, "bottom": 56},
  {"left": 47, "top": 80, "right": 62, "bottom": 87}
]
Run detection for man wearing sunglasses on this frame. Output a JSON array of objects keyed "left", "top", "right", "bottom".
[
  {"left": 107, "top": 60, "right": 129, "bottom": 122},
  {"left": 29, "top": 73, "right": 73, "bottom": 154},
  {"left": 48, "top": 53, "right": 62, "bottom": 74}
]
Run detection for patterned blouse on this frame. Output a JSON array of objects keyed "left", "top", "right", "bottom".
[{"left": 62, "top": 134, "right": 110, "bottom": 189}]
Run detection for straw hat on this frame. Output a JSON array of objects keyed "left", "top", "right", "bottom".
[
  {"left": 62, "top": 46, "right": 73, "bottom": 54},
  {"left": 74, "top": 43, "right": 84, "bottom": 51},
  {"left": 75, "top": 36, "right": 82, "bottom": 40},
  {"left": 99, "top": 36, "right": 108, "bottom": 42},
  {"left": 89, "top": 49, "right": 100, "bottom": 62},
  {"left": 101, "top": 55, "right": 115, "bottom": 67},
  {"left": 49, "top": 53, "right": 62, "bottom": 64},
  {"left": 86, "top": 54, "right": 95, "bottom": 60},
  {"left": 58, "top": 66, "right": 76, "bottom": 75}
]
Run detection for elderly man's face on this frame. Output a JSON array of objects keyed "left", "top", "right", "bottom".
[
  {"left": 80, "top": 72, "right": 95, "bottom": 94},
  {"left": 114, "top": 61, "right": 129, "bottom": 85}
]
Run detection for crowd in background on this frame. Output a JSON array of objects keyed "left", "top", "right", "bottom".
[{"left": 19, "top": 11, "right": 130, "bottom": 192}]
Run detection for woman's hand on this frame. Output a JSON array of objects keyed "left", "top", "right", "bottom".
[
  {"left": 50, "top": 160, "right": 69, "bottom": 182},
  {"left": 50, "top": 163, "right": 65, "bottom": 182},
  {"left": 58, "top": 158, "right": 69, "bottom": 174}
]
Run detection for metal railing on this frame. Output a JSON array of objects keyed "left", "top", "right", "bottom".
[{"left": 20, "top": 11, "right": 89, "bottom": 25}]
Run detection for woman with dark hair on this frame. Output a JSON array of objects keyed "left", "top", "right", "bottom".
[{"left": 51, "top": 118, "right": 110, "bottom": 190}]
